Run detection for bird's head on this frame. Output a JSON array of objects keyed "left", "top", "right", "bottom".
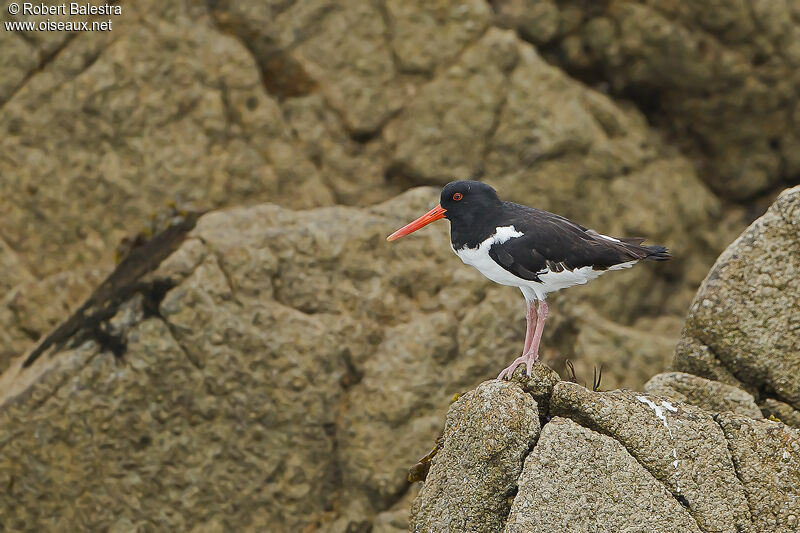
[{"left": 386, "top": 180, "right": 500, "bottom": 241}]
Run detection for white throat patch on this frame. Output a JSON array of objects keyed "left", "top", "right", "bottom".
[{"left": 490, "top": 225, "right": 525, "bottom": 245}]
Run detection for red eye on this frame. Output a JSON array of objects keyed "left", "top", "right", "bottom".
[{"left": 453, "top": 192, "right": 463, "bottom": 201}]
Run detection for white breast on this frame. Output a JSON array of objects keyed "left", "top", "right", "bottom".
[{"left": 453, "top": 225, "right": 527, "bottom": 288}]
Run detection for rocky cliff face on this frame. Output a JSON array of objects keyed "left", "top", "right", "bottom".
[
  {"left": 1, "top": 0, "right": 754, "bottom": 381},
  {"left": 495, "top": 0, "right": 800, "bottom": 200}
]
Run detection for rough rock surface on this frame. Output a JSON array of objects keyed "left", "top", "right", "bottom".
[
  {"left": 409, "top": 380, "right": 539, "bottom": 532},
  {"left": 2, "top": 181, "right": 797, "bottom": 531},
  {"left": 506, "top": 417, "right": 701, "bottom": 533},
  {"left": 675, "top": 186, "right": 800, "bottom": 412},
  {"left": 0, "top": 0, "right": 335, "bottom": 372},
  {"left": 496, "top": 0, "right": 800, "bottom": 199},
  {"left": 0, "top": 237, "right": 37, "bottom": 366},
  {"left": 551, "top": 382, "right": 752, "bottom": 533},
  {"left": 718, "top": 413, "right": 800, "bottom": 533},
  {"left": 411, "top": 370, "right": 800, "bottom": 533},
  {"left": 1, "top": 1, "right": 332, "bottom": 279},
  {"left": 644, "top": 371, "right": 763, "bottom": 419}
]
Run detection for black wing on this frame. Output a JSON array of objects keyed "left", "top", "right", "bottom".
[{"left": 488, "top": 204, "right": 669, "bottom": 282}]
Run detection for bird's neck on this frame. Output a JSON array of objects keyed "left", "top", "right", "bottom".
[{"left": 449, "top": 212, "right": 502, "bottom": 250}]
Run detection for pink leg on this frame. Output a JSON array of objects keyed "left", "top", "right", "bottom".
[
  {"left": 522, "top": 300, "right": 537, "bottom": 354},
  {"left": 523, "top": 300, "right": 549, "bottom": 375},
  {"left": 497, "top": 299, "right": 541, "bottom": 381}
]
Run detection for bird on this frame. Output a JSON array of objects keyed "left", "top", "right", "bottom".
[{"left": 386, "top": 180, "right": 670, "bottom": 380}]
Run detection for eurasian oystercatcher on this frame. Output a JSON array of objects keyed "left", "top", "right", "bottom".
[{"left": 387, "top": 180, "right": 670, "bottom": 380}]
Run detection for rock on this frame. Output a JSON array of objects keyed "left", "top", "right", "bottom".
[
  {"left": 0, "top": 237, "right": 36, "bottom": 371},
  {"left": 0, "top": 31, "right": 37, "bottom": 104},
  {"left": 0, "top": 0, "right": 84, "bottom": 103},
  {"left": 372, "top": 488, "right": 418, "bottom": 533},
  {"left": 506, "top": 417, "right": 701, "bottom": 533},
  {"left": 505, "top": 362, "right": 561, "bottom": 415},
  {"left": 675, "top": 186, "right": 800, "bottom": 411},
  {"left": 409, "top": 366, "right": 797, "bottom": 530},
  {"left": 5, "top": 318, "right": 321, "bottom": 532},
  {"left": 337, "top": 313, "right": 462, "bottom": 506},
  {"left": 0, "top": 0, "right": 335, "bottom": 369},
  {"left": 280, "top": 94, "right": 398, "bottom": 206},
  {"left": 717, "top": 414, "right": 800, "bottom": 533},
  {"left": 524, "top": 1, "right": 800, "bottom": 199},
  {"left": 385, "top": 0, "right": 491, "bottom": 74},
  {"left": 0, "top": 0, "right": 331, "bottom": 281},
  {"left": 211, "top": 0, "right": 406, "bottom": 135},
  {"left": 672, "top": 336, "right": 746, "bottom": 392},
  {"left": 550, "top": 382, "right": 753, "bottom": 533},
  {"left": 492, "top": 0, "right": 560, "bottom": 45},
  {"left": 0, "top": 229, "right": 34, "bottom": 295},
  {"left": 0, "top": 267, "right": 106, "bottom": 374},
  {"left": 5, "top": 197, "right": 797, "bottom": 533},
  {"left": 385, "top": 27, "right": 521, "bottom": 182},
  {"left": 644, "top": 372, "right": 763, "bottom": 419},
  {"left": 409, "top": 380, "right": 540, "bottom": 533}
]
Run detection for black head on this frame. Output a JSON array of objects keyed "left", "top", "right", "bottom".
[
  {"left": 439, "top": 180, "right": 504, "bottom": 248},
  {"left": 440, "top": 180, "right": 501, "bottom": 220},
  {"left": 386, "top": 180, "right": 502, "bottom": 244}
]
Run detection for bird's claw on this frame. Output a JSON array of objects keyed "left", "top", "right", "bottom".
[{"left": 497, "top": 354, "right": 535, "bottom": 381}]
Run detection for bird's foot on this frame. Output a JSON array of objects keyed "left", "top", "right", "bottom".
[
  {"left": 525, "top": 352, "right": 539, "bottom": 376},
  {"left": 497, "top": 353, "right": 537, "bottom": 381},
  {"left": 497, "top": 356, "right": 526, "bottom": 380}
]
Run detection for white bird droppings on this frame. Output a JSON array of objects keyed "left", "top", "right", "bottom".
[
  {"left": 637, "top": 395, "right": 681, "bottom": 493},
  {"left": 635, "top": 396, "right": 673, "bottom": 437}
]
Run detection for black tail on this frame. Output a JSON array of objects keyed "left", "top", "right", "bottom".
[
  {"left": 609, "top": 235, "right": 670, "bottom": 261},
  {"left": 642, "top": 245, "right": 670, "bottom": 261}
]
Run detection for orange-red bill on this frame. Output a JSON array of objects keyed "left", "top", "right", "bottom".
[{"left": 386, "top": 204, "right": 447, "bottom": 241}]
